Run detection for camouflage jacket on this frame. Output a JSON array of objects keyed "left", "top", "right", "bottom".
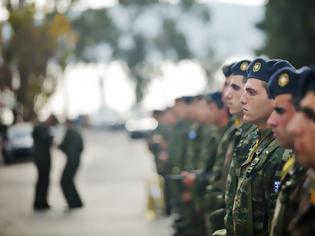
[
  {"left": 195, "top": 124, "right": 221, "bottom": 171},
  {"left": 184, "top": 122, "right": 204, "bottom": 171},
  {"left": 195, "top": 121, "right": 233, "bottom": 194},
  {"left": 232, "top": 128, "right": 288, "bottom": 236},
  {"left": 270, "top": 155, "right": 307, "bottom": 236},
  {"left": 288, "top": 169, "right": 315, "bottom": 236},
  {"left": 225, "top": 123, "right": 258, "bottom": 235},
  {"left": 148, "top": 123, "right": 172, "bottom": 158},
  {"left": 207, "top": 120, "right": 239, "bottom": 187},
  {"left": 167, "top": 119, "right": 191, "bottom": 174}
]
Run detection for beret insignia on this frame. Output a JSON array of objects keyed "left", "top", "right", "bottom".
[
  {"left": 240, "top": 62, "right": 249, "bottom": 71},
  {"left": 253, "top": 62, "right": 261, "bottom": 72},
  {"left": 278, "top": 73, "right": 289, "bottom": 87}
]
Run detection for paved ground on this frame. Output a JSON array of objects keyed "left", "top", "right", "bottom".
[{"left": 0, "top": 129, "right": 173, "bottom": 236}]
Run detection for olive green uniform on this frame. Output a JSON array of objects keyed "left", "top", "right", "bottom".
[{"left": 232, "top": 128, "right": 289, "bottom": 236}]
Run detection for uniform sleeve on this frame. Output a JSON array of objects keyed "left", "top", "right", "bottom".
[
  {"left": 263, "top": 148, "right": 286, "bottom": 232},
  {"left": 225, "top": 158, "right": 237, "bottom": 233}
]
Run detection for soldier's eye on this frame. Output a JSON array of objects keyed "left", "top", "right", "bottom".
[
  {"left": 298, "top": 106, "right": 315, "bottom": 122},
  {"left": 231, "top": 84, "right": 241, "bottom": 91},
  {"left": 274, "top": 107, "right": 285, "bottom": 115}
]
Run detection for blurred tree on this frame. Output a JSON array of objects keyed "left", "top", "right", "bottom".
[
  {"left": 72, "top": 0, "right": 214, "bottom": 103},
  {"left": 0, "top": 1, "right": 76, "bottom": 119},
  {"left": 256, "top": 0, "right": 315, "bottom": 67}
]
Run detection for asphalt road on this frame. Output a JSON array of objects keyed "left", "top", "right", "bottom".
[{"left": 0, "top": 129, "right": 172, "bottom": 236}]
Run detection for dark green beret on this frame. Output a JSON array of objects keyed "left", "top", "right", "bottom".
[
  {"left": 247, "top": 58, "right": 294, "bottom": 82},
  {"left": 205, "top": 91, "right": 224, "bottom": 109},
  {"left": 267, "top": 67, "right": 299, "bottom": 99},
  {"left": 230, "top": 60, "right": 250, "bottom": 77}
]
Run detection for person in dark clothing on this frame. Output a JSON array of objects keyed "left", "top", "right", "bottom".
[
  {"left": 59, "top": 119, "right": 84, "bottom": 209},
  {"left": 32, "top": 114, "right": 58, "bottom": 211}
]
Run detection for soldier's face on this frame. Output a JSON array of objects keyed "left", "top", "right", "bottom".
[
  {"left": 206, "top": 102, "right": 221, "bottom": 125},
  {"left": 267, "top": 94, "right": 296, "bottom": 148},
  {"left": 163, "top": 110, "right": 177, "bottom": 125},
  {"left": 225, "top": 75, "right": 245, "bottom": 116},
  {"left": 196, "top": 100, "right": 208, "bottom": 123},
  {"left": 173, "top": 101, "right": 187, "bottom": 119},
  {"left": 240, "top": 79, "right": 273, "bottom": 127},
  {"left": 222, "top": 76, "right": 231, "bottom": 106},
  {"left": 287, "top": 92, "right": 315, "bottom": 168}
]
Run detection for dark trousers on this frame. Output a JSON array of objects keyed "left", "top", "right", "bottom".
[
  {"left": 61, "top": 157, "right": 82, "bottom": 207},
  {"left": 34, "top": 158, "right": 51, "bottom": 208}
]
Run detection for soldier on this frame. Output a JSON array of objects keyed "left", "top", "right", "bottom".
[
  {"left": 185, "top": 95, "right": 205, "bottom": 171},
  {"left": 179, "top": 93, "right": 227, "bottom": 236},
  {"left": 163, "top": 96, "right": 194, "bottom": 235},
  {"left": 32, "top": 114, "right": 58, "bottom": 211},
  {"left": 286, "top": 67, "right": 315, "bottom": 236},
  {"left": 207, "top": 60, "right": 257, "bottom": 235},
  {"left": 59, "top": 119, "right": 84, "bottom": 209},
  {"left": 232, "top": 58, "right": 294, "bottom": 236},
  {"left": 266, "top": 66, "right": 307, "bottom": 236},
  {"left": 210, "top": 59, "right": 258, "bottom": 236},
  {"left": 147, "top": 109, "right": 171, "bottom": 174},
  {"left": 182, "top": 92, "right": 229, "bottom": 194},
  {"left": 167, "top": 96, "right": 194, "bottom": 175}
]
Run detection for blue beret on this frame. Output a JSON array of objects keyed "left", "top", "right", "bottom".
[
  {"left": 267, "top": 67, "right": 300, "bottom": 98},
  {"left": 297, "top": 66, "right": 315, "bottom": 100},
  {"left": 205, "top": 91, "right": 224, "bottom": 109},
  {"left": 230, "top": 60, "right": 251, "bottom": 77},
  {"left": 247, "top": 58, "right": 294, "bottom": 82},
  {"left": 222, "top": 63, "right": 234, "bottom": 77},
  {"left": 175, "top": 96, "right": 193, "bottom": 104}
]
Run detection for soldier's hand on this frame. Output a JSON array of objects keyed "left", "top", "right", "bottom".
[
  {"left": 182, "top": 191, "right": 192, "bottom": 203},
  {"left": 182, "top": 172, "right": 196, "bottom": 187}
]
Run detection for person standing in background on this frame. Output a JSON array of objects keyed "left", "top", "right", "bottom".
[
  {"left": 59, "top": 119, "right": 84, "bottom": 209},
  {"left": 32, "top": 114, "right": 58, "bottom": 211}
]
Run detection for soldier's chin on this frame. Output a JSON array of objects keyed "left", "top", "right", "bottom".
[
  {"left": 296, "top": 153, "right": 313, "bottom": 169},
  {"left": 242, "top": 114, "right": 252, "bottom": 123}
]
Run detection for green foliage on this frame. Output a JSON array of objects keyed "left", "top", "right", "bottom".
[
  {"left": 256, "top": 0, "right": 315, "bottom": 67},
  {"left": 72, "top": 0, "right": 213, "bottom": 103},
  {"left": 72, "top": 9, "right": 120, "bottom": 62},
  {"left": 155, "top": 18, "right": 192, "bottom": 60},
  {"left": 0, "top": 3, "right": 75, "bottom": 119}
]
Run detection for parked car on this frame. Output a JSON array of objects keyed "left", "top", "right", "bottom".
[
  {"left": 89, "top": 107, "right": 125, "bottom": 130},
  {"left": 125, "top": 116, "right": 157, "bottom": 139},
  {"left": 2, "top": 122, "right": 34, "bottom": 164},
  {"left": 125, "top": 107, "right": 157, "bottom": 139}
]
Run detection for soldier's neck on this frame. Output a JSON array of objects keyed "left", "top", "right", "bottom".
[{"left": 256, "top": 122, "right": 268, "bottom": 130}]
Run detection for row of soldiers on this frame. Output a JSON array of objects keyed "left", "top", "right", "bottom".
[{"left": 147, "top": 57, "right": 315, "bottom": 236}]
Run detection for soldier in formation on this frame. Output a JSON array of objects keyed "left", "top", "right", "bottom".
[{"left": 146, "top": 57, "right": 315, "bottom": 236}]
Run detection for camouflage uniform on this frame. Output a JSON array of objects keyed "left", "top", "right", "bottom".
[
  {"left": 148, "top": 123, "right": 173, "bottom": 175},
  {"left": 288, "top": 169, "right": 315, "bottom": 236},
  {"left": 203, "top": 119, "right": 238, "bottom": 234},
  {"left": 147, "top": 122, "right": 174, "bottom": 215},
  {"left": 225, "top": 123, "right": 258, "bottom": 235},
  {"left": 269, "top": 155, "right": 307, "bottom": 236},
  {"left": 184, "top": 122, "right": 203, "bottom": 171},
  {"left": 191, "top": 124, "right": 222, "bottom": 236},
  {"left": 232, "top": 128, "right": 288, "bottom": 236},
  {"left": 166, "top": 119, "right": 193, "bottom": 234},
  {"left": 168, "top": 119, "right": 191, "bottom": 174},
  {"left": 194, "top": 124, "right": 220, "bottom": 171}
]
